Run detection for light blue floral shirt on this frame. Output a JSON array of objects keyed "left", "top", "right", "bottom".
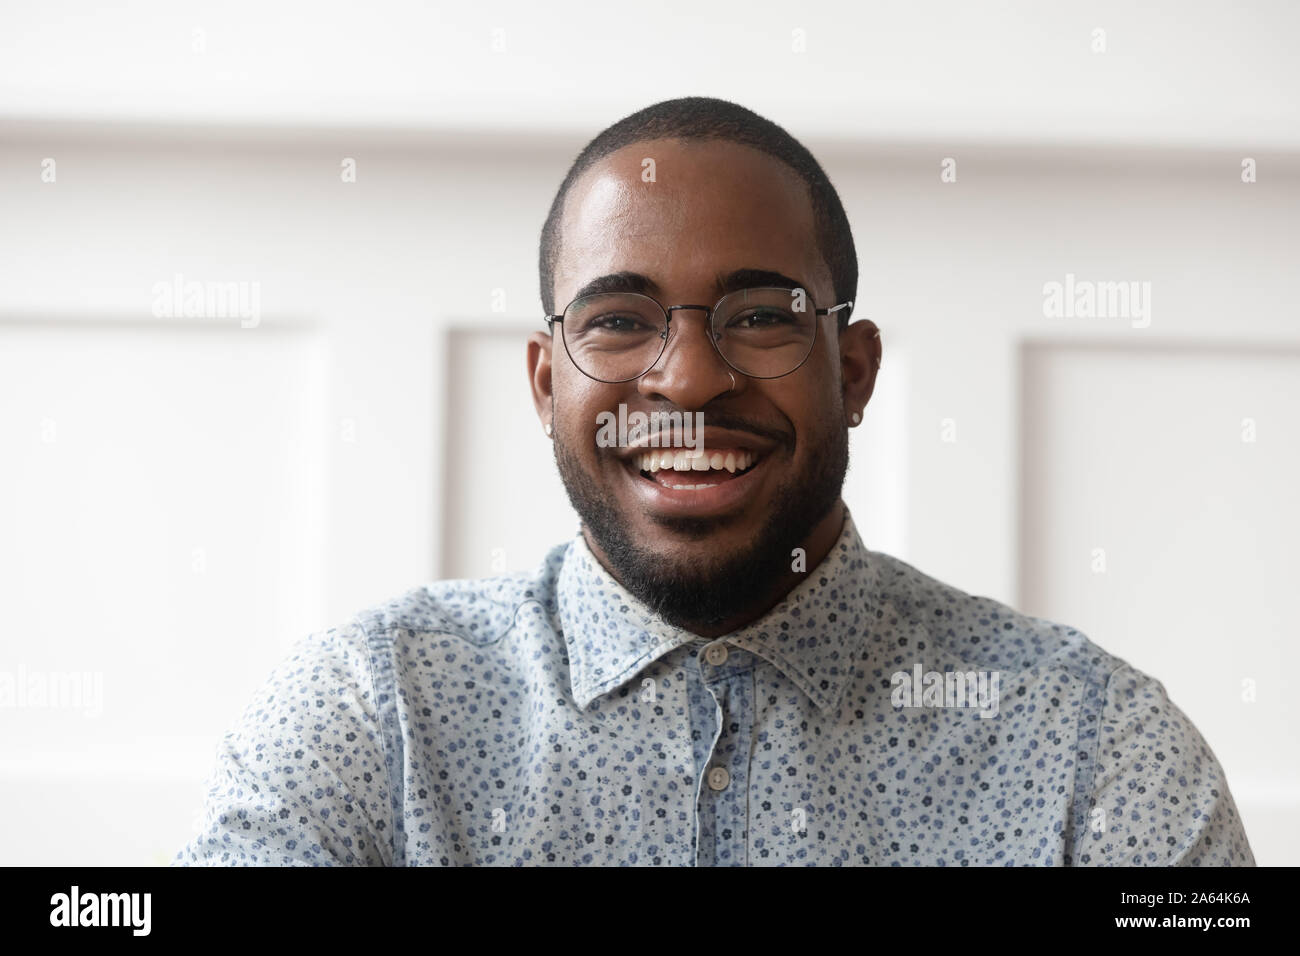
[{"left": 175, "top": 509, "right": 1254, "bottom": 866}]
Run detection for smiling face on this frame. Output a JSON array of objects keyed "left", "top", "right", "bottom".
[{"left": 528, "top": 137, "right": 880, "bottom": 635}]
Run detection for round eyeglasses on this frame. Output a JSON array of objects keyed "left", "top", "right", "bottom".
[{"left": 545, "top": 286, "right": 853, "bottom": 383}]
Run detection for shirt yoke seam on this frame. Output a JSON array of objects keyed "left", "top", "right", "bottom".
[
  {"left": 1066, "top": 656, "right": 1126, "bottom": 864},
  {"left": 372, "top": 595, "right": 551, "bottom": 649},
  {"left": 354, "top": 615, "right": 401, "bottom": 867}
]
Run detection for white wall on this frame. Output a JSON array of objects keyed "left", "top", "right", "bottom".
[
  {"left": 1, "top": 0, "right": 1296, "bottom": 866},
  {"left": 2, "top": 0, "right": 1296, "bottom": 148}
]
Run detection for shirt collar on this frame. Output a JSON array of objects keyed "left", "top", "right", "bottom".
[{"left": 557, "top": 507, "right": 893, "bottom": 714}]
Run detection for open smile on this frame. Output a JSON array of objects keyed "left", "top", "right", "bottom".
[{"left": 620, "top": 445, "right": 769, "bottom": 517}]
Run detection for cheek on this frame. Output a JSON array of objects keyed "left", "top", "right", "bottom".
[
  {"left": 555, "top": 377, "right": 624, "bottom": 448},
  {"left": 814, "top": 330, "right": 843, "bottom": 375},
  {"left": 552, "top": 359, "right": 598, "bottom": 411},
  {"left": 803, "top": 340, "right": 844, "bottom": 403},
  {"left": 764, "top": 376, "right": 840, "bottom": 449}
]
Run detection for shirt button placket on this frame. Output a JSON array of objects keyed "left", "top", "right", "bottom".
[{"left": 697, "top": 639, "right": 750, "bottom": 866}]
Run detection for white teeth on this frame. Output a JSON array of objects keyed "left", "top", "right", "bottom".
[{"left": 635, "top": 448, "right": 761, "bottom": 475}]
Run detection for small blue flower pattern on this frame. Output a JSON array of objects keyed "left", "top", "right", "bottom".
[{"left": 175, "top": 509, "right": 1254, "bottom": 866}]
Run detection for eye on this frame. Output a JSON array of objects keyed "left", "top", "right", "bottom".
[
  {"left": 584, "top": 313, "right": 653, "bottom": 333},
  {"left": 728, "top": 308, "right": 796, "bottom": 329}
]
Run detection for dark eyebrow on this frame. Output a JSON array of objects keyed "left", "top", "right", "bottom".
[
  {"left": 715, "top": 268, "right": 808, "bottom": 296},
  {"left": 568, "top": 267, "right": 809, "bottom": 305},
  {"left": 571, "top": 271, "right": 661, "bottom": 301}
]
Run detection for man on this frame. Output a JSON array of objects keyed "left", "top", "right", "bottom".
[{"left": 176, "top": 97, "right": 1254, "bottom": 866}]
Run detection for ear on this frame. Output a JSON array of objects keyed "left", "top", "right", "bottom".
[
  {"left": 837, "top": 318, "right": 881, "bottom": 419},
  {"left": 526, "top": 330, "right": 555, "bottom": 426}
]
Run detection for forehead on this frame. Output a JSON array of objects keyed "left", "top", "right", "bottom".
[{"left": 553, "top": 137, "right": 830, "bottom": 306}]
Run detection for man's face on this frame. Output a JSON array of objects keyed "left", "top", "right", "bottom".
[{"left": 528, "top": 137, "right": 877, "bottom": 631}]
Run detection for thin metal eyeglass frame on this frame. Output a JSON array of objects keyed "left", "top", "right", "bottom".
[{"left": 544, "top": 287, "right": 854, "bottom": 384}]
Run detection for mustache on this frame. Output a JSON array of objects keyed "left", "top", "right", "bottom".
[{"left": 596, "top": 408, "right": 794, "bottom": 451}]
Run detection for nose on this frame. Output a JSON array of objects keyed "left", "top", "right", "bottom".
[{"left": 636, "top": 308, "right": 736, "bottom": 409}]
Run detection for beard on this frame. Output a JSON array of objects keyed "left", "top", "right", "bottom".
[{"left": 552, "top": 408, "right": 848, "bottom": 633}]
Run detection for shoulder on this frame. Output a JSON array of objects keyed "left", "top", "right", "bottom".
[
  {"left": 861, "top": 552, "right": 1253, "bottom": 864},
  {"left": 868, "top": 549, "right": 1123, "bottom": 688},
  {"left": 348, "top": 540, "right": 569, "bottom": 648},
  {"left": 1079, "top": 659, "right": 1255, "bottom": 864}
]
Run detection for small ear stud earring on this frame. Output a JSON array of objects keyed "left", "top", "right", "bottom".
[
  {"left": 544, "top": 422, "right": 553, "bottom": 437},
  {"left": 851, "top": 412, "right": 861, "bottom": 425}
]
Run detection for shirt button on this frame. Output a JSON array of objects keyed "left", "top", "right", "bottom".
[
  {"left": 703, "top": 642, "right": 729, "bottom": 666},
  {"left": 707, "top": 767, "right": 730, "bottom": 791}
]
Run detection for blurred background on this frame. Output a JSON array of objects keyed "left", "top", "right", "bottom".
[{"left": 1, "top": 0, "right": 1297, "bottom": 865}]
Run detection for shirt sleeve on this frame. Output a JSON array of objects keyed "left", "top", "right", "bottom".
[
  {"left": 1073, "top": 662, "right": 1255, "bottom": 866},
  {"left": 172, "top": 619, "right": 394, "bottom": 866}
]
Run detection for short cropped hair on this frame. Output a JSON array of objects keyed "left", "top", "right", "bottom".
[{"left": 538, "top": 96, "right": 858, "bottom": 323}]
